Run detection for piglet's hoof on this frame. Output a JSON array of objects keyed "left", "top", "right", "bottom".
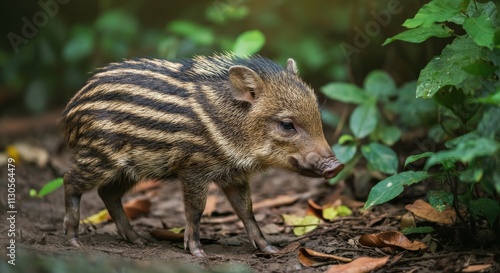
[
  {"left": 190, "top": 248, "right": 207, "bottom": 257},
  {"left": 68, "top": 238, "right": 83, "bottom": 248},
  {"left": 262, "top": 245, "right": 280, "bottom": 254}
]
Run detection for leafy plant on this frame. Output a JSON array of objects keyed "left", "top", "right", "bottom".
[
  {"left": 29, "top": 177, "right": 63, "bottom": 198},
  {"left": 321, "top": 71, "right": 436, "bottom": 184},
  {"left": 365, "top": 0, "right": 500, "bottom": 236}
]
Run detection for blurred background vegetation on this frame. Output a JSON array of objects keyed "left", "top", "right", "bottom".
[{"left": 1, "top": 0, "right": 446, "bottom": 116}]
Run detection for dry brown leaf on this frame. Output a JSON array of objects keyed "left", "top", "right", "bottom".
[
  {"left": 307, "top": 199, "right": 324, "bottom": 218},
  {"left": 400, "top": 212, "right": 416, "bottom": 230},
  {"left": 405, "top": 199, "right": 456, "bottom": 225},
  {"left": 150, "top": 229, "right": 184, "bottom": 242},
  {"left": 253, "top": 195, "right": 299, "bottom": 211},
  {"left": 298, "top": 247, "right": 352, "bottom": 267},
  {"left": 278, "top": 242, "right": 301, "bottom": 254},
  {"left": 107, "top": 197, "right": 151, "bottom": 220},
  {"left": 203, "top": 194, "right": 218, "bottom": 216},
  {"left": 133, "top": 180, "right": 161, "bottom": 193},
  {"left": 326, "top": 256, "right": 389, "bottom": 273},
  {"left": 358, "top": 234, "right": 385, "bottom": 247},
  {"left": 462, "top": 264, "right": 492, "bottom": 272},
  {"left": 359, "top": 231, "right": 427, "bottom": 251}
]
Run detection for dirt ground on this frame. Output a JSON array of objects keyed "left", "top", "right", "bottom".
[{"left": 0, "top": 120, "right": 499, "bottom": 273}]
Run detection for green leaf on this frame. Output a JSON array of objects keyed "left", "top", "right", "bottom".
[
  {"left": 361, "top": 143, "right": 398, "bottom": 174},
  {"left": 374, "top": 124, "right": 401, "bottom": 146},
  {"left": 463, "top": 13, "right": 496, "bottom": 49},
  {"left": 425, "top": 137, "right": 500, "bottom": 169},
  {"left": 321, "top": 83, "right": 371, "bottom": 104},
  {"left": 63, "top": 26, "right": 95, "bottom": 63},
  {"left": 332, "top": 143, "right": 357, "bottom": 163},
  {"left": 403, "top": 0, "right": 462, "bottom": 28},
  {"left": 350, "top": 103, "right": 378, "bottom": 139},
  {"left": 404, "top": 152, "right": 435, "bottom": 168},
  {"left": 364, "top": 171, "right": 430, "bottom": 209},
  {"left": 364, "top": 70, "right": 397, "bottom": 100},
  {"left": 416, "top": 36, "right": 483, "bottom": 98},
  {"left": 29, "top": 189, "right": 37, "bottom": 197},
  {"left": 462, "top": 59, "right": 496, "bottom": 76},
  {"left": 469, "top": 198, "right": 500, "bottom": 227},
  {"left": 459, "top": 165, "right": 483, "bottom": 183},
  {"left": 428, "top": 190, "right": 454, "bottom": 212},
  {"left": 401, "top": 226, "right": 435, "bottom": 235},
  {"left": 31, "top": 177, "right": 64, "bottom": 198},
  {"left": 478, "top": 107, "right": 500, "bottom": 138},
  {"left": 320, "top": 109, "right": 340, "bottom": 128},
  {"left": 383, "top": 23, "right": 453, "bottom": 45},
  {"left": 338, "top": 134, "right": 354, "bottom": 145},
  {"left": 95, "top": 10, "right": 138, "bottom": 39},
  {"left": 168, "top": 20, "right": 214, "bottom": 46},
  {"left": 168, "top": 227, "right": 185, "bottom": 234},
  {"left": 296, "top": 215, "right": 321, "bottom": 236},
  {"left": 232, "top": 30, "right": 265, "bottom": 56},
  {"left": 323, "top": 205, "right": 352, "bottom": 221},
  {"left": 473, "top": 90, "right": 500, "bottom": 105}
]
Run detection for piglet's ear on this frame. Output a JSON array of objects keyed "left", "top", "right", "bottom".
[
  {"left": 286, "top": 58, "right": 299, "bottom": 75},
  {"left": 229, "top": 65, "right": 264, "bottom": 104}
]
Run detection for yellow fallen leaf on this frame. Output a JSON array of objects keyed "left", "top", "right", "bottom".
[
  {"left": 323, "top": 205, "right": 353, "bottom": 220},
  {"left": 6, "top": 145, "right": 20, "bottom": 163},
  {"left": 294, "top": 215, "right": 321, "bottom": 236},
  {"left": 282, "top": 214, "right": 321, "bottom": 236},
  {"left": 80, "top": 209, "right": 109, "bottom": 225}
]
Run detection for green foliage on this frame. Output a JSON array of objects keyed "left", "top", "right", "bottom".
[
  {"left": 232, "top": 30, "right": 266, "bottom": 56},
  {"left": 322, "top": 70, "right": 434, "bottom": 184},
  {"left": 29, "top": 177, "right": 63, "bottom": 198},
  {"left": 368, "top": 0, "right": 500, "bottom": 234},
  {"left": 364, "top": 171, "right": 430, "bottom": 209},
  {"left": 428, "top": 190, "right": 454, "bottom": 212},
  {"left": 3, "top": 0, "right": 369, "bottom": 114},
  {"left": 401, "top": 226, "right": 435, "bottom": 235}
]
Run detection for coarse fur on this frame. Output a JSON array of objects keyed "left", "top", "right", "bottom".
[{"left": 61, "top": 53, "right": 343, "bottom": 256}]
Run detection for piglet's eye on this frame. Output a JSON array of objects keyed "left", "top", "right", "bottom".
[{"left": 279, "top": 121, "right": 295, "bottom": 131}]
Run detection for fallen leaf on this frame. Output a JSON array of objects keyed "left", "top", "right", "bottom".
[
  {"left": 133, "top": 180, "right": 161, "bottom": 192},
  {"left": 307, "top": 199, "right": 353, "bottom": 221},
  {"left": 298, "top": 248, "right": 352, "bottom": 267},
  {"left": 203, "top": 194, "right": 218, "bottom": 216},
  {"left": 261, "top": 223, "right": 283, "bottom": 234},
  {"left": 359, "top": 231, "right": 427, "bottom": 251},
  {"left": 326, "top": 256, "right": 389, "bottom": 273},
  {"left": 253, "top": 195, "right": 299, "bottom": 211},
  {"left": 6, "top": 145, "right": 20, "bottom": 163},
  {"left": 282, "top": 214, "right": 303, "bottom": 226},
  {"left": 8, "top": 143, "right": 49, "bottom": 167},
  {"left": 106, "top": 197, "right": 151, "bottom": 220},
  {"left": 462, "top": 264, "right": 492, "bottom": 272},
  {"left": 80, "top": 209, "right": 109, "bottom": 225},
  {"left": 406, "top": 199, "right": 456, "bottom": 225},
  {"left": 400, "top": 212, "right": 416, "bottom": 230},
  {"left": 150, "top": 228, "right": 184, "bottom": 242},
  {"left": 323, "top": 205, "right": 353, "bottom": 221},
  {"left": 279, "top": 242, "right": 301, "bottom": 254},
  {"left": 282, "top": 214, "right": 321, "bottom": 236}
]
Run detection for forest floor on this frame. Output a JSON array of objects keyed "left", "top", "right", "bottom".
[{"left": 0, "top": 112, "right": 499, "bottom": 273}]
